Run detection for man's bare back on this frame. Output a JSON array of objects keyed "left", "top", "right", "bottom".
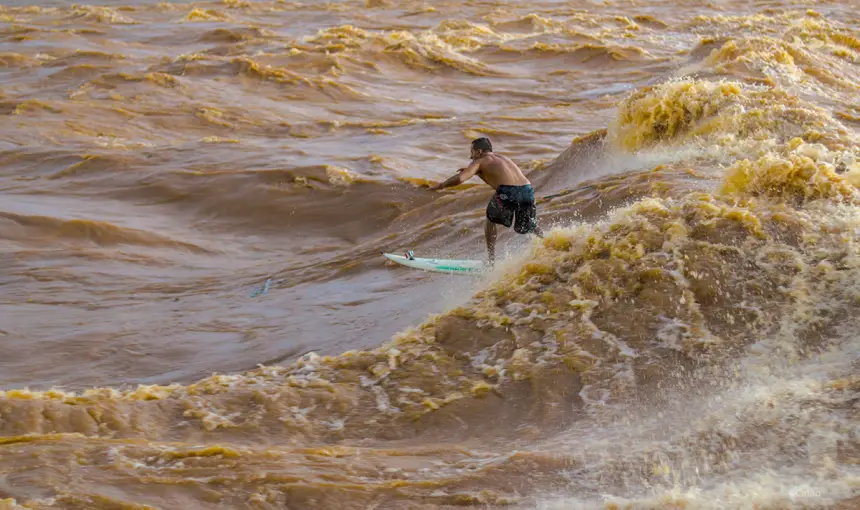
[
  {"left": 429, "top": 137, "right": 544, "bottom": 263},
  {"left": 473, "top": 152, "right": 531, "bottom": 190}
]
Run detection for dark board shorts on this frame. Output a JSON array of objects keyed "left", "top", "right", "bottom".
[{"left": 486, "top": 184, "right": 537, "bottom": 234}]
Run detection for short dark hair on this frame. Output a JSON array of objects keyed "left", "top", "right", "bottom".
[{"left": 471, "top": 137, "right": 492, "bottom": 152}]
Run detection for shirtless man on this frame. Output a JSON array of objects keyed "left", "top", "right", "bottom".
[{"left": 430, "top": 137, "right": 544, "bottom": 263}]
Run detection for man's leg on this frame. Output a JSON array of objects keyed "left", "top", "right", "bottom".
[{"left": 485, "top": 219, "right": 497, "bottom": 263}]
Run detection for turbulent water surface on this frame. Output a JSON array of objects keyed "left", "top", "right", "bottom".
[{"left": 1, "top": 0, "right": 860, "bottom": 508}]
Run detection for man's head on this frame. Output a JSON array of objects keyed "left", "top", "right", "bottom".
[{"left": 470, "top": 137, "right": 492, "bottom": 159}]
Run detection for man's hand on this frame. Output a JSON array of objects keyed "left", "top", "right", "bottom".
[
  {"left": 428, "top": 175, "right": 455, "bottom": 192},
  {"left": 430, "top": 164, "right": 478, "bottom": 192}
]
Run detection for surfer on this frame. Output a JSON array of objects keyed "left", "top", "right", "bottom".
[{"left": 430, "top": 137, "right": 544, "bottom": 263}]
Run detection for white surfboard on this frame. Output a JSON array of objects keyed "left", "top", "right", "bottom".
[{"left": 382, "top": 252, "right": 487, "bottom": 274}]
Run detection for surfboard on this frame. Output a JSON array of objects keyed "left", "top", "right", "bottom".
[{"left": 382, "top": 251, "right": 487, "bottom": 274}]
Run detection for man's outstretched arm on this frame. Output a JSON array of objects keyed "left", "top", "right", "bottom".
[{"left": 430, "top": 160, "right": 480, "bottom": 191}]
